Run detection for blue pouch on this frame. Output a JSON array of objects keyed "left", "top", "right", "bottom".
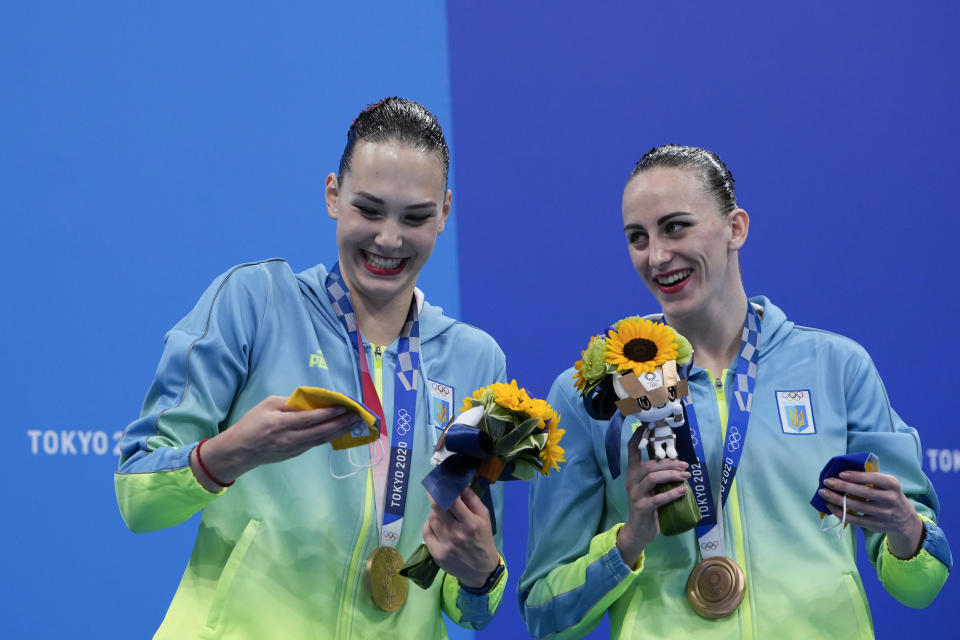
[{"left": 810, "top": 451, "right": 879, "bottom": 515}]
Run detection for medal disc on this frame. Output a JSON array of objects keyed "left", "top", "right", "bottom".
[
  {"left": 686, "top": 556, "right": 746, "bottom": 619},
  {"left": 365, "top": 546, "right": 408, "bottom": 612}
]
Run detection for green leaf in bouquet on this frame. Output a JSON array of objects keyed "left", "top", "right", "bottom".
[
  {"left": 482, "top": 414, "right": 509, "bottom": 441},
  {"left": 492, "top": 416, "right": 542, "bottom": 457},
  {"left": 400, "top": 543, "right": 441, "bottom": 589},
  {"left": 502, "top": 438, "right": 534, "bottom": 460},
  {"left": 468, "top": 479, "right": 488, "bottom": 499},
  {"left": 481, "top": 388, "right": 497, "bottom": 405},
  {"left": 509, "top": 459, "right": 538, "bottom": 481},
  {"left": 583, "top": 380, "right": 601, "bottom": 396},
  {"left": 513, "top": 451, "right": 541, "bottom": 465},
  {"left": 502, "top": 432, "right": 548, "bottom": 459},
  {"left": 486, "top": 403, "right": 516, "bottom": 425}
]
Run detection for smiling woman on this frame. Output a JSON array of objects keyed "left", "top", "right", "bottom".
[
  {"left": 114, "top": 97, "right": 508, "bottom": 638},
  {"left": 326, "top": 137, "right": 451, "bottom": 346},
  {"left": 619, "top": 151, "right": 748, "bottom": 377},
  {"left": 519, "top": 144, "right": 951, "bottom": 640}
]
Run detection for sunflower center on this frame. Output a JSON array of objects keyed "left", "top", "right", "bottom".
[{"left": 623, "top": 338, "right": 658, "bottom": 362}]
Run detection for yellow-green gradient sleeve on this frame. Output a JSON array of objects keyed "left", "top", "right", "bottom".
[
  {"left": 115, "top": 463, "right": 224, "bottom": 533},
  {"left": 876, "top": 517, "right": 951, "bottom": 608},
  {"left": 522, "top": 525, "right": 641, "bottom": 640},
  {"left": 440, "top": 559, "right": 508, "bottom": 630}
]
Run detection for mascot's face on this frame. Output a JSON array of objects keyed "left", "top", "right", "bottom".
[{"left": 612, "top": 360, "right": 685, "bottom": 422}]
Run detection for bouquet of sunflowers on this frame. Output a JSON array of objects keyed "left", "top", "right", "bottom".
[
  {"left": 400, "top": 380, "right": 564, "bottom": 589},
  {"left": 574, "top": 317, "right": 700, "bottom": 536},
  {"left": 574, "top": 317, "right": 692, "bottom": 406}
]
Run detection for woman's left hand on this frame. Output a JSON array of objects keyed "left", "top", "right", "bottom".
[
  {"left": 819, "top": 470, "right": 924, "bottom": 558},
  {"left": 422, "top": 489, "right": 501, "bottom": 589}
]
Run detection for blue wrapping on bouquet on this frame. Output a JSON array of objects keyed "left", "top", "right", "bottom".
[
  {"left": 604, "top": 411, "right": 626, "bottom": 479},
  {"left": 422, "top": 423, "right": 517, "bottom": 535}
]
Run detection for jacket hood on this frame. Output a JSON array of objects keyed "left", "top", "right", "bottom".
[
  {"left": 751, "top": 295, "right": 794, "bottom": 360},
  {"left": 295, "top": 263, "right": 457, "bottom": 344}
]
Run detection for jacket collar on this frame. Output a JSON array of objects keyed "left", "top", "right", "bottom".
[{"left": 295, "top": 263, "right": 457, "bottom": 347}]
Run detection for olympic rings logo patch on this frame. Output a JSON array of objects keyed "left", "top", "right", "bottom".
[
  {"left": 701, "top": 540, "right": 720, "bottom": 551},
  {"left": 430, "top": 382, "right": 451, "bottom": 396},
  {"left": 384, "top": 531, "right": 399, "bottom": 542},
  {"left": 781, "top": 391, "right": 806, "bottom": 401}
]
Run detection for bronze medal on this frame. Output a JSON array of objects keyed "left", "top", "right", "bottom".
[
  {"left": 365, "top": 546, "right": 408, "bottom": 612},
  {"left": 686, "top": 556, "right": 746, "bottom": 619}
]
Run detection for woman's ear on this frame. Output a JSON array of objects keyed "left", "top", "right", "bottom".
[
  {"left": 325, "top": 173, "right": 340, "bottom": 220},
  {"left": 727, "top": 208, "right": 749, "bottom": 251},
  {"left": 437, "top": 189, "right": 452, "bottom": 234}
]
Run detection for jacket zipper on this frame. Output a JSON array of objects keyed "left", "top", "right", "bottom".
[
  {"left": 709, "top": 369, "right": 754, "bottom": 640},
  {"left": 339, "top": 344, "right": 385, "bottom": 639}
]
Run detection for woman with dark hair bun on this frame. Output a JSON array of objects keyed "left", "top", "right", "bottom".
[
  {"left": 115, "top": 97, "right": 507, "bottom": 638},
  {"left": 519, "top": 144, "right": 951, "bottom": 639}
]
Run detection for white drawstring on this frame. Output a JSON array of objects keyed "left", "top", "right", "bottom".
[
  {"left": 328, "top": 437, "right": 386, "bottom": 479},
  {"left": 820, "top": 493, "right": 849, "bottom": 538}
]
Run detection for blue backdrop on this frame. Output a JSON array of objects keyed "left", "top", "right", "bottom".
[
  {"left": 1, "top": 2, "right": 464, "bottom": 638},
  {"left": 2, "top": 1, "right": 956, "bottom": 638},
  {"left": 450, "top": 2, "right": 960, "bottom": 637}
]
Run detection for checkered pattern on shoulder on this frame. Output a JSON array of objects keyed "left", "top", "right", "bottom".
[
  {"left": 325, "top": 264, "right": 421, "bottom": 390},
  {"left": 734, "top": 304, "right": 762, "bottom": 412}
]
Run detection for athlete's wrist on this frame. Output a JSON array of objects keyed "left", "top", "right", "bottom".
[
  {"left": 191, "top": 432, "right": 251, "bottom": 489},
  {"left": 461, "top": 557, "right": 505, "bottom": 594},
  {"left": 887, "top": 513, "right": 925, "bottom": 560},
  {"left": 616, "top": 523, "right": 646, "bottom": 569}
]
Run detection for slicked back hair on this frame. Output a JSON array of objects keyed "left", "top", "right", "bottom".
[
  {"left": 630, "top": 144, "right": 737, "bottom": 215},
  {"left": 337, "top": 97, "right": 449, "bottom": 188}
]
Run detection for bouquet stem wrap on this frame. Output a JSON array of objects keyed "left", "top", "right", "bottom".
[{"left": 647, "top": 446, "right": 700, "bottom": 536}]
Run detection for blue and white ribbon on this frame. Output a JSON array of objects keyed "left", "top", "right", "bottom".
[
  {"left": 326, "top": 263, "right": 420, "bottom": 548},
  {"left": 684, "top": 304, "right": 762, "bottom": 559}
]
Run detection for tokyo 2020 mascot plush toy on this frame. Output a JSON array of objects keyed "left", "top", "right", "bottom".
[{"left": 574, "top": 317, "right": 701, "bottom": 535}]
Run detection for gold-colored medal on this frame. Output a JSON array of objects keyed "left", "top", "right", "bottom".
[
  {"left": 686, "top": 556, "right": 746, "bottom": 619},
  {"left": 365, "top": 546, "right": 408, "bottom": 612}
]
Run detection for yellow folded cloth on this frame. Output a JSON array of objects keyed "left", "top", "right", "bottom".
[{"left": 286, "top": 386, "right": 380, "bottom": 450}]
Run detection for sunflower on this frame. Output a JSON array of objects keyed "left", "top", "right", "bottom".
[
  {"left": 604, "top": 318, "right": 679, "bottom": 376},
  {"left": 461, "top": 387, "right": 487, "bottom": 413},
  {"left": 518, "top": 396, "right": 551, "bottom": 425},
  {"left": 490, "top": 380, "right": 527, "bottom": 412},
  {"left": 573, "top": 356, "right": 588, "bottom": 392},
  {"left": 539, "top": 416, "right": 565, "bottom": 475},
  {"left": 462, "top": 380, "right": 531, "bottom": 414}
]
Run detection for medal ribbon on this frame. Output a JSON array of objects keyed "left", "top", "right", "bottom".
[
  {"left": 326, "top": 263, "right": 420, "bottom": 548},
  {"left": 681, "top": 304, "right": 762, "bottom": 559}
]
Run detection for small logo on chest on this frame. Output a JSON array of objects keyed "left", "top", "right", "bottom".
[
  {"left": 428, "top": 379, "right": 454, "bottom": 432},
  {"left": 309, "top": 349, "right": 328, "bottom": 369},
  {"left": 776, "top": 390, "right": 816, "bottom": 435}
]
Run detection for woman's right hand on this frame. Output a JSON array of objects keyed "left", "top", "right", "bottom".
[
  {"left": 616, "top": 427, "right": 690, "bottom": 567},
  {"left": 190, "top": 395, "right": 365, "bottom": 491}
]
